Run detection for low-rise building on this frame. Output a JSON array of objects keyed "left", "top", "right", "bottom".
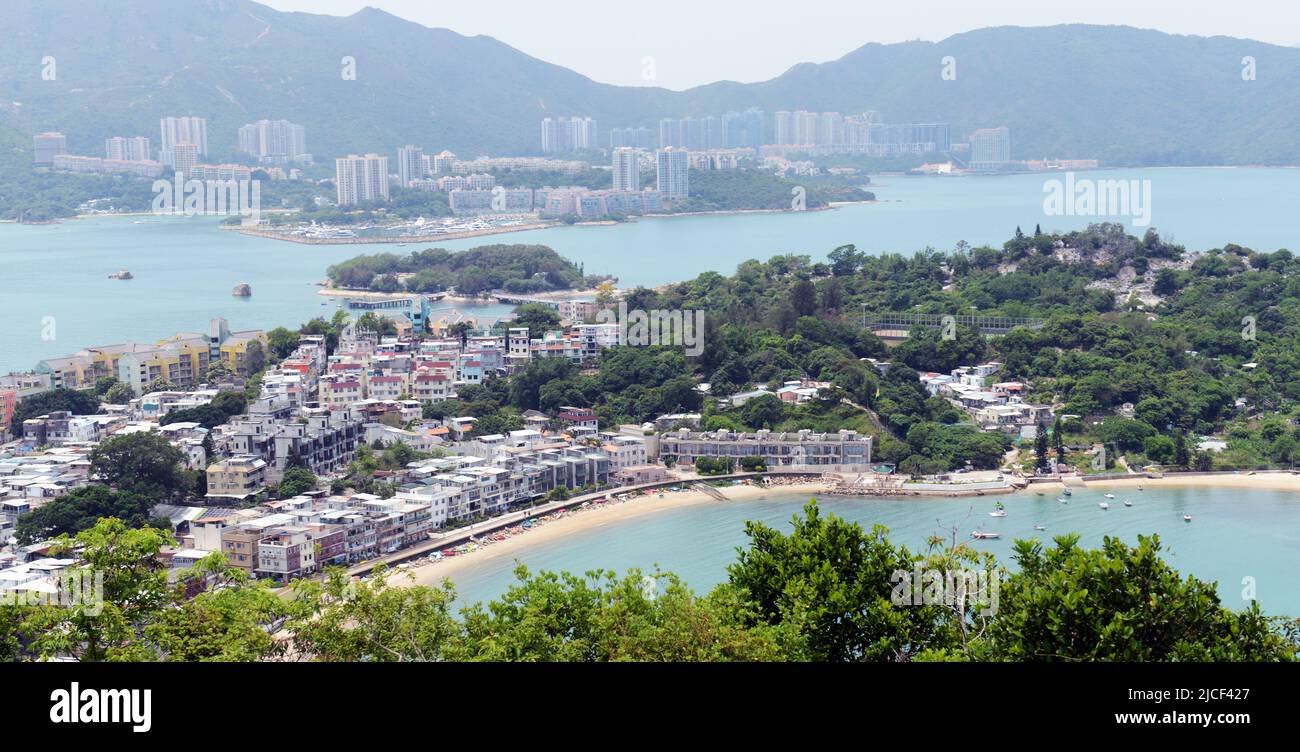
[{"left": 206, "top": 456, "right": 268, "bottom": 502}]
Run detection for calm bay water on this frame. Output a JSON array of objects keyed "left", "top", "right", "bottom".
[
  {"left": 443, "top": 486, "right": 1300, "bottom": 616},
  {"left": 2, "top": 167, "right": 1299, "bottom": 373}
]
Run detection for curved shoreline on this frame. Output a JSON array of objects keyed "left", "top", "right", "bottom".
[
  {"left": 398, "top": 472, "right": 1300, "bottom": 588},
  {"left": 402, "top": 482, "right": 826, "bottom": 587}
]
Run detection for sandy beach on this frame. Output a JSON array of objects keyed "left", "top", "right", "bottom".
[
  {"left": 391, "top": 472, "right": 1300, "bottom": 588},
  {"left": 402, "top": 481, "right": 827, "bottom": 587}
]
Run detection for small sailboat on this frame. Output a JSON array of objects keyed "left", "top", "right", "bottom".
[
  {"left": 989, "top": 510, "right": 1007, "bottom": 518},
  {"left": 1123, "top": 499, "right": 1133, "bottom": 507},
  {"left": 1183, "top": 514, "right": 1193, "bottom": 522},
  {"left": 1062, "top": 487, "right": 1073, "bottom": 496},
  {"left": 1104, "top": 493, "right": 1116, "bottom": 499},
  {"left": 1099, "top": 501, "right": 1110, "bottom": 509}
]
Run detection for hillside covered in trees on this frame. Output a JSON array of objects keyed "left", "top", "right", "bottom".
[{"left": 326, "top": 244, "right": 597, "bottom": 295}]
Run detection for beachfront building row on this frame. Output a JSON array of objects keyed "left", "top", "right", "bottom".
[
  {"left": 34, "top": 318, "right": 267, "bottom": 395},
  {"left": 658, "top": 428, "right": 873, "bottom": 470},
  {"left": 397, "top": 444, "right": 614, "bottom": 522},
  {"left": 187, "top": 494, "right": 434, "bottom": 581}
]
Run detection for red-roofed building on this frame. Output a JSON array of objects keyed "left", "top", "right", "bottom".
[
  {"left": 412, "top": 372, "right": 453, "bottom": 403},
  {"left": 367, "top": 374, "right": 407, "bottom": 401}
]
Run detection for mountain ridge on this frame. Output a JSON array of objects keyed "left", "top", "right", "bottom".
[{"left": 2, "top": 2, "right": 1298, "bottom": 165}]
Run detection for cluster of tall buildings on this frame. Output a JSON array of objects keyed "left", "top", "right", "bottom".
[
  {"left": 36, "top": 116, "right": 311, "bottom": 177},
  {"left": 770, "top": 110, "right": 952, "bottom": 155},
  {"left": 611, "top": 146, "right": 689, "bottom": 201},
  {"left": 608, "top": 126, "right": 654, "bottom": 150},
  {"left": 656, "top": 108, "right": 765, "bottom": 151},
  {"left": 603, "top": 109, "right": 956, "bottom": 158},
  {"left": 104, "top": 136, "right": 151, "bottom": 162},
  {"left": 158, "top": 116, "right": 208, "bottom": 169},
  {"left": 540, "top": 116, "right": 599, "bottom": 153},
  {"left": 36, "top": 131, "right": 162, "bottom": 177},
  {"left": 237, "top": 119, "right": 310, "bottom": 165}
]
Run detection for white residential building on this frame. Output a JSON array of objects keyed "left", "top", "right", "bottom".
[{"left": 335, "top": 153, "right": 390, "bottom": 206}]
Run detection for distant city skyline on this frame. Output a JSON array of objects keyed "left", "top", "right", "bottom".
[{"left": 261, "top": 0, "right": 1300, "bottom": 89}]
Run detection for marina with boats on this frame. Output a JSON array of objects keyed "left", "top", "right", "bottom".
[{"left": 234, "top": 214, "right": 556, "bottom": 244}]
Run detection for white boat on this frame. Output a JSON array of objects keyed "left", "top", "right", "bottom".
[
  {"left": 1057, "top": 497, "right": 1068, "bottom": 503},
  {"left": 1123, "top": 500, "right": 1133, "bottom": 507},
  {"left": 1062, "top": 487, "right": 1073, "bottom": 496},
  {"left": 1034, "top": 525, "right": 1047, "bottom": 531},
  {"left": 971, "top": 531, "right": 1001, "bottom": 540},
  {"left": 1183, "top": 514, "right": 1193, "bottom": 522},
  {"left": 989, "top": 510, "right": 1007, "bottom": 518},
  {"left": 1104, "top": 493, "right": 1116, "bottom": 499},
  {"left": 1099, "top": 502, "right": 1110, "bottom": 509}
]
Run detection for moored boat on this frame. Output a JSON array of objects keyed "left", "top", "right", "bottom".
[{"left": 971, "top": 531, "right": 1001, "bottom": 539}]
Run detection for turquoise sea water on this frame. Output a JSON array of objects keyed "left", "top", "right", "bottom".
[
  {"left": 2, "top": 167, "right": 1299, "bottom": 373},
  {"left": 441, "top": 486, "right": 1300, "bottom": 616}
]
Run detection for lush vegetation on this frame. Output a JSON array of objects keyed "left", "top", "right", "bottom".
[
  {"left": 671, "top": 169, "right": 873, "bottom": 213},
  {"left": 586, "top": 223, "right": 1300, "bottom": 471},
  {"left": 163, "top": 391, "right": 248, "bottom": 429},
  {"left": 327, "top": 244, "right": 595, "bottom": 295},
  {"left": 4, "top": 506, "right": 1293, "bottom": 662},
  {"left": 8, "top": 387, "right": 100, "bottom": 435}
]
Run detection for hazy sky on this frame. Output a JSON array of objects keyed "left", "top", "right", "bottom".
[{"left": 262, "top": 0, "right": 1300, "bottom": 89}]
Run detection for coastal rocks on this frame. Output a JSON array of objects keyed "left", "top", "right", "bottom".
[
  {"left": 108, "top": 269, "right": 133, "bottom": 279},
  {"left": 232, "top": 282, "right": 252, "bottom": 297}
]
